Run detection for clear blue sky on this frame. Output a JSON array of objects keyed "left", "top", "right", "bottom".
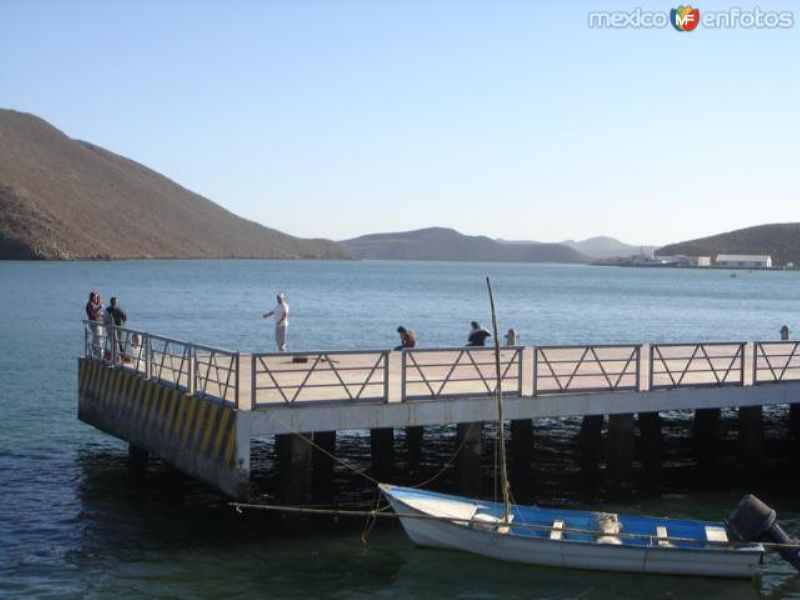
[{"left": 1, "top": 1, "right": 798, "bottom": 245}]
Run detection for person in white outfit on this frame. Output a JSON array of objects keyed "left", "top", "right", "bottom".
[{"left": 262, "top": 292, "right": 289, "bottom": 351}]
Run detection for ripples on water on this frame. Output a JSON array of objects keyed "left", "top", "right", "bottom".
[{"left": 2, "top": 260, "right": 800, "bottom": 598}]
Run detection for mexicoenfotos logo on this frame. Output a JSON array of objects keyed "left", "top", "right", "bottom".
[
  {"left": 671, "top": 5, "right": 700, "bottom": 31},
  {"left": 588, "top": 6, "right": 794, "bottom": 30}
]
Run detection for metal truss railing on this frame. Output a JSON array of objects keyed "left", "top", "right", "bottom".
[
  {"left": 251, "top": 350, "right": 389, "bottom": 406},
  {"left": 753, "top": 341, "right": 800, "bottom": 385},
  {"left": 533, "top": 344, "right": 640, "bottom": 395},
  {"left": 401, "top": 346, "right": 524, "bottom": 401},
  {"left": 82, "top": 321, "right": 240, "bottom": 407},
  {"left": 649, "top": 342, "right": 745, "bottom": 390}
]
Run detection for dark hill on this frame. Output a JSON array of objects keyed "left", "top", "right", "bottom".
[
  {"left": 656, "top": 223, "right": 800, "bottom": 267},
  {"left": 0, "top": 109, "right": 351, "bottom": 259},
  {"left": 344, "top": 227, "right": 589, "bottom": 263}
]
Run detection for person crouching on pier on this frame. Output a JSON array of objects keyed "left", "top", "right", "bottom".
[
  {"left": 395, "top": 326, "right": 416, "bottom": 351},
  {"left": 466, "top": 321, "right": 491, "bottom": 346},
  {"left": 263, "top": 292, "right": 289, "bottom": 352}
]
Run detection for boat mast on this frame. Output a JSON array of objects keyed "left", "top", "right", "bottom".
[{"left": 486, "top": 277, "right": 512, "bottom": 524}]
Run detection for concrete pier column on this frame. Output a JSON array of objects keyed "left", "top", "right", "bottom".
[
  {"left": 790, "top": 405, "right": 800, "bottom": 455},
  {"left": 128, "top": 444, "right": 149, "bottom": 472},
  {"left": 276, "top": 433, "right": 313, "bottom": 504},
  {"left": 370, "top": 428, "right": 395, "bottom": 476},
  {"left": 312, "top": 431, "right": 336, "bottom": 501},
  {"left": 637, "top": 412, "right": 663, "bottom": 480},
  {"left": 606, "top": 414, "right": 635, "bottom": 486},
  {"left": 738, "top": 406, "right": 764, "bottom": 469},
  {"left": 693, "top": 408, "right": 721, "bottom": 467},
  {"left": 579, "top": 415, "right": 604, "bottom": 481},
  {"left": 405, "top": 426, "right": 424, "bottom": 471},
  {"left": 456, "top": 422, "right": 483, "bottom": 495},
  {"left": 510, "top": 419, "right": 535, "bottom": 499}
]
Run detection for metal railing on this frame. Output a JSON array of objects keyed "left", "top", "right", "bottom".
[
  {"left": 649, "top": 342, "right": 745, "bottom": 390},
  {"left": 82, "top": 321, "right": 240, "bottom": 406},
  {"left": 533, "top": 344, "right": 641, "bottom": 395},
  {"left": 753, "top": 341, "right": 800, "bottom": 385},
  {"left": 84, "top": 322, "right": 800, "bottom": 408},
  {"left": 251, "top": 350, "right": 390, "bottom": 406},
  {"left": 401, "top": 346, "right": 524, "bottom": 401}
]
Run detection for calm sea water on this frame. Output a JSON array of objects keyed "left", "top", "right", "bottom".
[{"left": 1, "top": 260, "right": 800, "bottom": 599}]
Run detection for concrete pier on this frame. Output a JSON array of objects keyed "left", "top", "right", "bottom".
[
  {"left": 405, "top": 426, "right": 424, "bottom": 470},
  {"left": 77, "top": 326, "right": 800, "bottom": 498},
  {"left": 456, "top": 422, "right": 483, "bottom": 495},
  {"left": 738, "top": 406, "right": 764, "bottom": 469},
  {"left": 637, "top": 412, "right": 663, "bottom": 479},
  {"left": 370, "top": 428, "right": 395, "bottom": 476},
  {"left": 312, "top": 431, "right": 336, "bottom": 501},
  {"left": 579, "top": 415, "right": 604, "bottom": 480},
  {"left": 693, "top": 408, "right": 721, "bottom": 467},
  {"left": 606, "top": 414, "right": 635, "bottom": 487},
  {"left": 276, "top": 433, "right": 313, "bottom": 503}
]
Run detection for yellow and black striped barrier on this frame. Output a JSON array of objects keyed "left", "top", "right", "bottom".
[{"left": 77, "top": 358, "right": 248, "bottom": 497}]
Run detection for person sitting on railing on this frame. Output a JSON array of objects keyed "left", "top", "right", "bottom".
[
  {"left": 395, "top": 326, "right": 416, "bottom": 351},
  {"left": 466, "top": 321, "right": 491, "bottom": 347},
  {"left": 106, "top": 297, "right": 128, "bottom": 361},
  {"left": 85, "top": 291, "right": 105, "bottom": 359}
]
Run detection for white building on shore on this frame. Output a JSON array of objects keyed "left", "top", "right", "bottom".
[{"left": 715, "top": 254, "right": 772, "bottom": 268}]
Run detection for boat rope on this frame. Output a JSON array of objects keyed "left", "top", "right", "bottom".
[{"left": 229, "top": 501, "right": 800, "bottom": 551}]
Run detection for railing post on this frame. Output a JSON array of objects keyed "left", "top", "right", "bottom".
[
  {"left": 110, "top": 325, "right": 117, "bottom": 366},
  {"left": 635, "top": 345, "right": 641, "bottom": 392},
  {"left": 187, "top": 345, "right": 196, "bottom": 395},
  {"left": 752, "top": 342, "right": 758, "bottom": 386},
  {"left": 517, "top": 347, "right": 523, "bottom": 396},
  {"left": 250, "top": 354, "right": 256, "bottom": 410},
  {"left": 739, "top": 342, "right": 745, "bottom": 386},
  {"left": 649, "top": 344, "right": 655, "bottom": 390},
  {"left": 145, "top": 334, "right": 152, "bottom": 380},
  {"left": 400, "top": 351, "right": 407, "bottom": 402},
  {"left": 234, "top": 352, "right": 240, "bottom": 409},
  {"left": 532, "top": 347, "right": 538, "bottom": 397},
  {"left": 383, "top": 351, "right": 390, "bottom": 403}
]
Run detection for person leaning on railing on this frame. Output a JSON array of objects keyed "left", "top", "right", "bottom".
[{"left": 106, "top": 297, "right": 128, "bottom": 361}]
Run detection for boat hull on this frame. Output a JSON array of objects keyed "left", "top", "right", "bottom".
[{"left": 381, "top": 485, "right": 763, "bottom": 579}]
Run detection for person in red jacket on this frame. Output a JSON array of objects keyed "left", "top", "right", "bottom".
[{"left": 85, "top": 291, "right": 105, "bottom": 358}]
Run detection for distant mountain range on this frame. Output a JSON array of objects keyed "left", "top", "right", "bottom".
[
  {"left": 561, "top": 236, "right": 654, "bottom": 260},
  {"left": 0, "top": 109, "right": 350, "bottom": 260},
  {"left": 657, "top": 223, "right": 800, "bottom": 267},
  {"left": 344, "top": 227, "right": 590, "bottom": 263}
]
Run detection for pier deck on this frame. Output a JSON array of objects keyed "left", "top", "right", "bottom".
[{"left": 77, "top": 322, "right": 800, "bottom": 496}]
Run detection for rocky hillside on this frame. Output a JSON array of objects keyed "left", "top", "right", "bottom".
[
  {"left": 0, "top": 109, "right": 351, "bottom": 259},
  {"left": 657, "top": 224, "right": 800, "bottom": 267}
]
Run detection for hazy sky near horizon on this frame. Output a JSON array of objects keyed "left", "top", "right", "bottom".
[{"left": 1, "top": 1, "right": 798, "bottom": 245}]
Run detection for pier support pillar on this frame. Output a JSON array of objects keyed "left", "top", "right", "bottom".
[
  {"left": 738, "top": 406, "right": 764, "bottom": 470},
  {"left": 790, "top": 405, "right": 800, "bottom": 459},
  {"left": 276, "top": 433, "right": 313, "bottom": 504},
  {"left": 456, "top": 422, "right": 483, "bottom": 495},
  {"left": 312, "top": 431, "right": 336, "bottom": 502},
  {"left": 693, "top": 408, "right": 721, "bottom": 468},
  {"left": 370, "top": 428, "right": 395, "bottom": 476},
  {"left": 637, "top": 412, "right": 663, "bottom": 480},
  {"left": 579, "top": 415, "right": 604, "bottom": 482},
  {"left": 606, "top": 414, "right": 635, "bottom": 487},
  {"left": 510, "top": 419, "right": 535, "bottom": 499},
  {"left": 128, "top": 444, "right": 149, "bottom": 472},
  {"left": 405, "top": 426, "right": 424, "bottom": 471}
]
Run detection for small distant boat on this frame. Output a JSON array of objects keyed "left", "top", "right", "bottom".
[{"left": 380, "top": 485, "right": 764, "bottom": 578}]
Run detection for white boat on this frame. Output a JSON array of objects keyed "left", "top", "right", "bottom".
[{"left": 379, "top": 484, "right": 765, "bottom": 579}]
